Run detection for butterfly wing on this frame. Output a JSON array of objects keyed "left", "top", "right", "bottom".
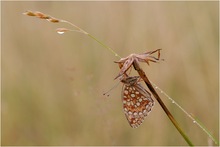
[{"left": 122, "top": 83, "right": 154, "bottom": 128}]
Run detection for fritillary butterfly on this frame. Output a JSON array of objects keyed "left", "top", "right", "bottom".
[{"left": 121, "top": 76, "right": 154, "bottom": 128}]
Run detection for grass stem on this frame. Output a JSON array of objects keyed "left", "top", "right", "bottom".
[{"left": 132, "top": 60, "right": 194, "bottom": 146}]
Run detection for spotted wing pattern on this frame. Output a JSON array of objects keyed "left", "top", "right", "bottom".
[{"left": 121, "top": 76, "right": 154, "bottom": 128}]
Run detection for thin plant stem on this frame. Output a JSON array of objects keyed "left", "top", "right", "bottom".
[
  {"left": 193, "top": 116, "right": 219, "bottom": 145},
  {"left": 132, "top": 60, "right": 194, "bottom": 146},
  {"left": 60, "top": 20, "right": 121, "bottom": 59},
  {"left": 151, "top": 81, "right": 219, "bottom": 145}
]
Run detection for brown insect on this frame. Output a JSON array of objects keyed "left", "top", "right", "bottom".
[
  {"left": 120, "top": 75, "right": 154, "bottom": 128},
  {"left": 115, "top": 49, "right": 162, "bottom": 128}
]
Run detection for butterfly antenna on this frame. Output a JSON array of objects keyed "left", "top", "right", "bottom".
[{"left": 103, "top": 80, "right": 121, "bottom": 97}]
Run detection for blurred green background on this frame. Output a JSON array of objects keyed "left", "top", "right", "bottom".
[{"left": 2, "top": 1, "right": 219, "bottom": 146}]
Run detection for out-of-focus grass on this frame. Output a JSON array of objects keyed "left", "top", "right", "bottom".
[{"left": 2, "top": 1, "right": 218, "bottom": 146}]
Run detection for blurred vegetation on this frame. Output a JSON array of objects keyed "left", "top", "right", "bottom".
[{"left": 2, "top": 1, "right": 219, "bottom": 146}]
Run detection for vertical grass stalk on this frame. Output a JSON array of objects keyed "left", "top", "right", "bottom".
[{"left": 132, "top": 60, "right": 193, "bottom": 146}]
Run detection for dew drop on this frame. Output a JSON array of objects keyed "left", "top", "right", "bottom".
[
  {"left": 56, "top": 28, "right": 68, "bottom": 34},
  {"left": 57, "top": 31, "right": 65, "bottom": 35},
  {"left": 155, "top": 86, "right": 158, "bottom": 89},
  {"left": 172, "top": 100, "right": 175, "bottom": 103},
  {"left": 193, "top": 120, "right": 196, "bottom": 123}
]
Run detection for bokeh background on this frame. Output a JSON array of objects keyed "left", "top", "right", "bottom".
[{"left": 2, "top": 1, "right": 219, "bottom": 146}]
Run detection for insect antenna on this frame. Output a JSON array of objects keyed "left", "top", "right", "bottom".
[{"left": 103, "top": 80, "right": 121, "bottom": 97}]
